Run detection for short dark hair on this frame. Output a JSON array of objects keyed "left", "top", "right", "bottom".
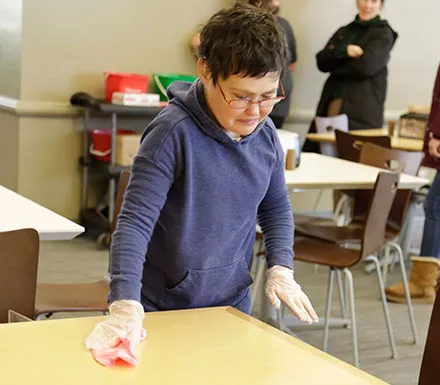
[
  {"left": 245, "top": 0, "right": 272, "bottom": 9},
  {"left": 199, "top": 3, "right": 287, "bottom": 85}
]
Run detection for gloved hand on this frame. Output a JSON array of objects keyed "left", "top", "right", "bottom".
[
  {"left": 85, "top": 300, "right": 145, "bottom": 356},
  {"left": 265, "top": 265, "right": 319, "bottom": 324}
]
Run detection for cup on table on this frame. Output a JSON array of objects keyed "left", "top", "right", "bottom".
[
  {"left": 388, "top": 120, "right": 396, "bottom": 137},
  {"left": 285, "top": 149, "right": 297, "bottom": 170}
]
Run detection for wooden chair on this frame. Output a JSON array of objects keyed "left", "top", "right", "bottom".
[
  {"left": 295, "top": 143, "right": 421, "bottom": 351},
  {"left": 34, "top": 170, "right": 131, "bottom": 319},
  {"left": 294, "top": 170, "right": 401, "bottom": 368},
  {"left": 335, "top": 129, "right": 391, "bottom": 163},
  {"left": 418, "top": 292, "right": 440, "bottom": 385},
  {"left": 0, "top": 229, "right": 39, "bottom": 323},
  {"left": 295, "top": 130, "right": 393, "bottom": 228}
]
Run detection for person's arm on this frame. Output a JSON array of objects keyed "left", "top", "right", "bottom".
[
  {"left": 110, "top": 130, "right": 182, "bottom": 302},
  {"left": 257, "top": 130, "right": 318, "bottom": 324},
  {"left": 256, "top": 137, "right": 294, "bottom": 269},
  {"left": 284, "top": 20, "right": 297, "bottom": 72},
  {"left": 427, "top": 65, "right": 440, "bottom": 140},
  {"left": 85, "top": 124, "right": 182, "bottom": 353},
  {"left": 316, "top": 27, "right": 350, "bottom": 73},
  {"left": 331, "top": 28, "right": 395, "bottom": 79}
]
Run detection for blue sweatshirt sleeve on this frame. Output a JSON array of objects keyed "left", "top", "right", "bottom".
[
  {"left": 257, "top": 135, "right": 294, "bottom": 270},
  {"left": 109, "top": 125, "right": 182, "bottom": 303}
]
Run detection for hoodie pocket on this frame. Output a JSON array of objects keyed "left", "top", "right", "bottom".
[{"left": 159, "top": 258, "right": 253, "bottom": 309}]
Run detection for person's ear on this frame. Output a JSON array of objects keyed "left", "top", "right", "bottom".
[{"left": 197, "top": 59, "right": 212, "bottom": 86}]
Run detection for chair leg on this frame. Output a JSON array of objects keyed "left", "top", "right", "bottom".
[
  {"left": 371, "top": 255, "right": 397, "bottom": 359},
  {"left": 251, "top": 238, "right": 265, "bottom": 311},
  {"left": 251, "top": 256, "right": 266, "bottom": 312},
  {"left": 382, "top": 244, "right": 391, "bottom": 285},
  {"left": 387, "top": 241, "right": 418, "bottom": 344},
  {"left": 336, "top": 269, "right": 348, "bottom": 320},
  {"left": 323, "top": 268, "right": 335, "bottom": 352},
  {"left": 312, "top": 189, "right": 324, "bottom": 212},
  {"left": 343, "top": 268, "right": 359, "bottom": 368}
]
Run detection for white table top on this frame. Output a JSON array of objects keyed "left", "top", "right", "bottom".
[
  {"left": 0, "top": 185, "right": 84, "bottom": 241},
  {"left": 286, "top": 153, "right": 429, "bottom": 190}
]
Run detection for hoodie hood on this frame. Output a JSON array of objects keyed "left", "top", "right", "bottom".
[{"left": 166, "top": 79, "right": 268, "bottom": 145}]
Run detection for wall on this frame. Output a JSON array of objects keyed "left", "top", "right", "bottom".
[
  {"left": 0, "top": 0, "right": 22, "bottom": 98},
  {"left": 20, "top": 0, "right": 227, "bottom": 102},
  {"left": 1, "top": 0, "right": 438, "bottom": 218},
  {"left": 0, "top": 111, "right": 19, "bottom": 190},
  {"left": 280, "top": 0, "right": 440, "bottom": 118}
]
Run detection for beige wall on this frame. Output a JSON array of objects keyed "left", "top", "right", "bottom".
[
  {"left": 2, "top": 1, "right": 438, "bottom": 219},
  {"left": 17, "top": 116, "right": 82, "bottom": 218},
  {"left": 20, "top": 0, "right": 227, "bottom": 101},
  {"left": 0, "top": 1, "right": 22, "bottom": 98},
  {"left": 0, "top": 111, "right": 19, "bottom": 190},
  {"left": 280, "top": 0, "right": 440, "bottom": 116}
]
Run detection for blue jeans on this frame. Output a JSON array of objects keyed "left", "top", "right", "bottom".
[{"left": 421, "top": 171, "right": 440, "bottom": 258}]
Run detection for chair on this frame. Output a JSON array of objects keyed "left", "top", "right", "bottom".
[
  {"left": 295, "top": 143, "right": 421, "bottom": 348},
  {"left": 0, "top": 229, "right": 39, "bottom": 323},
  {"left": 34, "top": 169, "right": 132, "bottom": 319},
  {"left": 294, "top": 169, "right": 401, "bottom": 368},
  {"left": 418, "top": 292, "right": 440, "bottom": 385},
  {"left": 335, "top": 129, "right": 391, "bottom": 163},
  {"left": 314, "top": 114, "right": 349, "bottom": 157}
]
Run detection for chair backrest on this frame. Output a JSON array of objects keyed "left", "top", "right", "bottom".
[
  {"left": 110, "top": 169, "right": 132, "bottom": 240},
  {"left": 335, "top": 130, "right": 391, "bottom": 163},
  {"left": 359, "top": 170, "right": 400, "bottom": 260},
  {"left": 314, "top": 114, "right": 349, "bottom": 157},
  {"left": 0, "top": 229, "right": 39, "bottom": 322},
  {"left": 418, "top": 291, "right": 440, "bottom": 385},
  {"left": 357, "top": 143, "right": 424, "bottom": 230}
]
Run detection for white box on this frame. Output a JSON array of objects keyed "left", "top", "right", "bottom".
[{"left": 112, "top": 92, "right": 160, "bottom": 107}]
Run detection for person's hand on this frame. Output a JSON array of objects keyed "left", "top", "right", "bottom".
[
  {"left": 428, "top": 137, "right": 440, "bottom": 159},
  {"left": 265, "top": 265, "right": 319, "bottom": 324},
  {"left": 347, "top": 44, "right": 364, "bottom": 58},
  {"left": 85, "top": 300, "right": 145, "bottom": 354}
]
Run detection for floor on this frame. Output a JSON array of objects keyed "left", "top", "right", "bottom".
[{"left": 38, "top": 234, "right": 433, "bottom": 385}]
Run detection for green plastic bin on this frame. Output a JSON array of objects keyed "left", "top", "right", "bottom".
[{"left": 152, "top": 73, "right": 197, "bottom": 101}]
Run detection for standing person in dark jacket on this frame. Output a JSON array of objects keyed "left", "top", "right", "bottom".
[
  {"left": 386, "top": 65, "right": 440, "bottom": 304},
  {"left": 303, "top": 0, "right": 398, "bottom": 153}
]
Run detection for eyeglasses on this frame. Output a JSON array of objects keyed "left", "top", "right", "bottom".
[{"left": 217, "top": 82, "right": 285, "bottom": 110}]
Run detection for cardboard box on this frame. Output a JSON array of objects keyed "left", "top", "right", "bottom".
[
  {"left": 398, "top": 113, "right": 428, "bottom": 139},
  {"left": 112, "top": 92, "right": 160, "bottom": 107},
  {"left": 116, "top": 134, "right": 141, "bottom": 166}
]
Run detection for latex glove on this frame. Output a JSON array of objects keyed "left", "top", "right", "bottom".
[
  {"left": 265, "top": 265, "right": 319, "bottom": 324},
  {"left": 85, "top": 300, "right": 145, "bottom": 355}
]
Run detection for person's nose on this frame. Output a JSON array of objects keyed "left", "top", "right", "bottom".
[{"left": 245, "top": 102, "right": 260, "bottom": 115}]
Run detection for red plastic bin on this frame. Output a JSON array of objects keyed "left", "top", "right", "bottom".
[
  {"left": 104, "top": 72, "right": 149, "bottom": 102},
  {"left": 90, "top": 129, "right": 137, "bottom": 163}
]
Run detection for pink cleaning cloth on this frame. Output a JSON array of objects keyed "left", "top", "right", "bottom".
[{"left": 92, "top": 328, "right": 147, "bottom": 367}]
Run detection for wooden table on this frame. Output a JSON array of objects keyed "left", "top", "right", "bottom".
[
  {"left": 285, "top": 153, "right": 428, "bottom": 190},
  {"left": 0, "top": 307, "right": 389, "bottom": 384},
  {"left": 0, "top": 185, "right": 84, "bottom": 240},
  {"left": 306, "top": 128, "right": 423, "bottom": 152}
]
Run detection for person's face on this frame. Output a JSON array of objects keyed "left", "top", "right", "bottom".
[
  {"left": 271, "top": 0, "right": 280, "bottom": 14},
  {"left": 198, "top": 60, "right": 280, "bottom": 136},
  {"left": 357, "top": 0, "right": 382, "bottom": 21}
]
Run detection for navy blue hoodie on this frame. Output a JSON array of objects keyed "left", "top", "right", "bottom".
[{"left": 109, "top": 79, "right": 294, "bottom": 311}]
